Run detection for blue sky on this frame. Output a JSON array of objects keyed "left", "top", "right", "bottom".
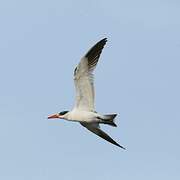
[{"left": 0, "top": 0, "right": 180, "bottom": 179}]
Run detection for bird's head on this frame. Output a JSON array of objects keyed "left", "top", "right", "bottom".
[{"left": 48, "top": 111, "right": 69, "bottom": 119}]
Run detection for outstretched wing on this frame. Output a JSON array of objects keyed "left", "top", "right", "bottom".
[
  {"left": 73, "top": 38, "right": 107, "bottom": 111},
  {"left": 80, "top": 122, "right": 125, "bottom": 149}
]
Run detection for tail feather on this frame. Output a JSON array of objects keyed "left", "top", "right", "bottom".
[{"left": 101, "top": 114, "right": 117, "bottom": 127}]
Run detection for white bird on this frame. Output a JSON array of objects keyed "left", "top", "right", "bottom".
[{"left": 48, "top": 38, "right": 125, "bottom": 149}]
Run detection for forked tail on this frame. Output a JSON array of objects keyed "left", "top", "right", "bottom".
[{"left": 101, "top": 114, "right": 117, "bottom": 127}]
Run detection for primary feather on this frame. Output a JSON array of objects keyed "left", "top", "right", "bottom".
[{"left": 73, "top": 38, "right": 107, "bottom": 111}]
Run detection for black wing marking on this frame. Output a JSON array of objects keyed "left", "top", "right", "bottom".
[
  {"left": 80, "top": 122, "right": 125, "bottom": 149},
  {"left": 85, "top": 38, "right": 107, "bottom": 71}
]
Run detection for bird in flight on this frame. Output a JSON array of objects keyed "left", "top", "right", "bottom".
[{"left": 48, "top": 38, "right": 125, "bottom": 149}]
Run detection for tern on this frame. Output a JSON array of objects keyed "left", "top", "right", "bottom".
[{"left": 48, "top": 38, "right": 125, "bottom": 149}]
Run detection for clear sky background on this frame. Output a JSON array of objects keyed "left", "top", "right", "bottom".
[{"left": 0, "top": 0, "right": 180, "bottom": 179}]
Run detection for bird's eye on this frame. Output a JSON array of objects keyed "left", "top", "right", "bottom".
[
  {"left": 74, "top": 67, "right": 77, "bottom": 75},
  {"left": 59, "top": 111, "right": 69, "bottom": 115}
]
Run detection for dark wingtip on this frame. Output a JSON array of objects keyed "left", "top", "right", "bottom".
[
  {"left": 86, "top": 38, "right": 107, "bottom": 56},
  {"left": 118, "top": 144, "right": 126, "bottom": 150},
  {"left": 100, "top": 37, "right": 108, "bottom": 44},
  {"left": 102, "top": 37, "right": 108, "bottom": 41},
  {"left": 115, "top": 142, "right": 126, "bottom": 149},
  {"left": 84, "top": 38, "right": 108, "bottom": 68}
]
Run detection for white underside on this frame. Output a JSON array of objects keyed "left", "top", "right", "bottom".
[{"left": 63, "top": 109, "right": 102, "bottom": 123}]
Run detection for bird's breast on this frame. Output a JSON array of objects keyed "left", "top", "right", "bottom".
[{"left": 67, "top": 110, "right": 97, "bottom": 122}]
